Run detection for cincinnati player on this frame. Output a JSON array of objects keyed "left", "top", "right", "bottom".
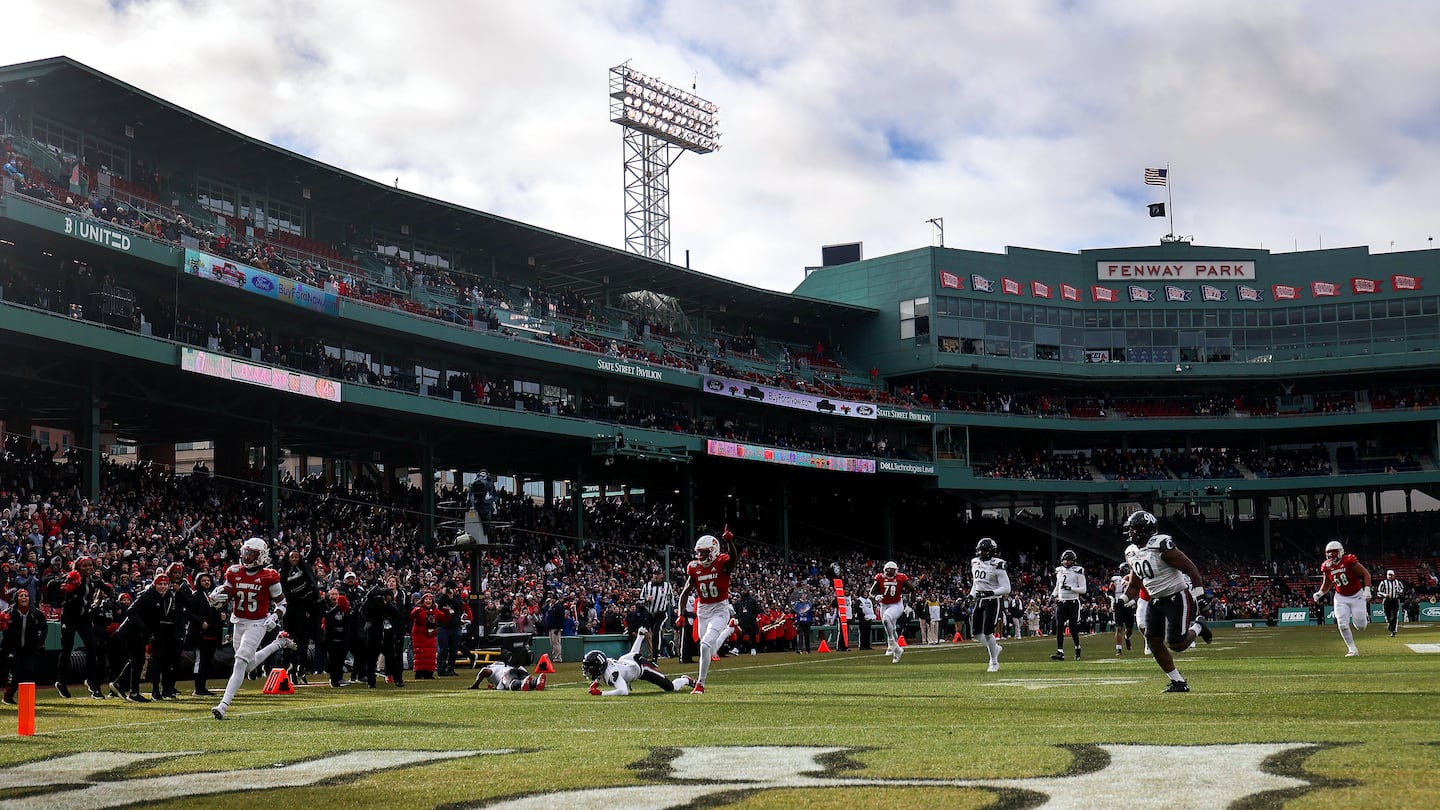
[
  {"left": 1121, "top": 543, "right": 1153, "bottom": 655},
  {"left": 583, "top": 628, "right": 695, "bottom": 696},
  {"left": 969, "top": 538, "right": 1011, "bottom": 672},
  {"left": 1315, "top": 540, "right": 1372, "bottom": 657},
  {"left": 1121, "top": 511, "right": 1212, "bottom": 693},
  {"left": 466, "top": 661, "right": 546, "bottom": 691},
  {"left": 675, "top": 527, "right": 739, "bottom": 693},
  {"left": 1050, "top": 549, "right": 1086, "bottom": 661},
  {"left": 869, "top": 560, "right": 916, "bottom": 662},
  {"left": 208, "top": 537, "right": 296, "bottom": 719},
  {"left": 1110, "top": 562, "right": 1137, "bottom": 656}
]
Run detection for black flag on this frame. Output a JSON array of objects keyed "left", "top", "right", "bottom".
[{"left": 1148, "top": 202, "right": 1166, "bottom": 218}]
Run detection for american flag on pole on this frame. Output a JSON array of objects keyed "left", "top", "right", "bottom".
[{"left": 1144, "top": 167, "right": 1168, "bottom": 186}]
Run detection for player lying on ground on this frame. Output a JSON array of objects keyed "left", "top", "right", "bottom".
[
  {"left": 467, "top": 661, "right": 547, "bottom": 691},
  {"left": 582, "top": 628, "right": 696, "bottom": 696}
]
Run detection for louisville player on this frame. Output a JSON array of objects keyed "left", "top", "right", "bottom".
[
  {"left": 1121, "top": 510, "right": 1212, "bottom": 693},
  {"left": 466, "top": 660, "right": 546, "bottom": 691},
  {"left": 583, "top": 627, "right": 695, "bottom": 696},
  {"left": 869, "top": 560, "right": 915, "bottom": 663},
  {"left": 1315, "top": 540, "right": 1372, "bottom": 657},
  {"left": 969, "top": 538, "right": 1011, "bottom": 672},
  {"left": 675, "top": 526, "right": 739, "bottom": 694},
  {"left": 208, "top": 537, "right": 296, "bottom": 719}
]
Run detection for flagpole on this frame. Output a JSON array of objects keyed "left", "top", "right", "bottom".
[{"left": 1166, "top": 162, "right": 1174, "bottom": 237}]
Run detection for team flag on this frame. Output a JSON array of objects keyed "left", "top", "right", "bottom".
[
  {"left": 1164, "top": 285, "right": 1190, "bottom": 302},
  {"left": 1201, "top": 285, "right": 1228, "bottom": 302},
  {"left": 1238, "top": 285, "right": 1264, "bottom": 301},
  {"left": 1092, "top": 285, "right": 1118, "bottom": 303},
  {"left": 1128, "top": 285, "right": 1155, "bottom": 302},
  {"left": 1311, "top": 281, "right": 1339, "bottom": 297},
  {"left": 1002, "top": 278, "right": 1024, "bottom": 296},
  {"left": 1272, "top": 284, "right": 1301, "bottom": 300},
  {"left": 939, "top": 271, "right": 963, "bottom": 289},
  {"left": 971, "top": 274, "right": 995, "bottom": 293},
  {"left": 1061, "top": 284, "right": 1081, "bottom": 301},
  {"left": 1031, "top": 281, "right": 1053, "bottom": 299},
  {"left": 1350, "top": 278, "right": 1380, "bottom": 294},
  {"left": 1392, "top": 274, "right": 1423, "bottom": 291}
]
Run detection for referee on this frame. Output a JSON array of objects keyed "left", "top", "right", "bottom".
[
  {"left": 1376, "top": 569, "right": 1405, "bottom": 637},
  {"left": 638, "top": 569, "right": 675, "bottom": 658}
]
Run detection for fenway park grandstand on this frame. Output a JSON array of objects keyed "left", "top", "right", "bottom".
[{"left": 2, "top": 56, "right": 1438, "bottom": 638}]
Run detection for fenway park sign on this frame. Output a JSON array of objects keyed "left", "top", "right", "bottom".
[{"left": 1098, "top": 261, "right": 1256, "bottom": 280}]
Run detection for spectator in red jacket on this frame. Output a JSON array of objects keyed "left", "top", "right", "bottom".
[{"left": 408, "top": 592, "right": 446, "bottom": 679}]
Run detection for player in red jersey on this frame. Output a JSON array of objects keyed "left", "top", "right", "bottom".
[
  {"left": 869, "top": 560, "right": 916, "bottom": 662},
  {"left": 675, "top": 526, "right": 738, "bottom": 694},
  {"left": 1315, "top": 540, "right": 1372, "bottom": 657},
  {"left": 208, "top": 537, "right": 296, "bottom": 719}
]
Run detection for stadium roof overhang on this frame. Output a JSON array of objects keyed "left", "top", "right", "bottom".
[{"left": 0, "top": 57, "right": 875, "bottom": 327}]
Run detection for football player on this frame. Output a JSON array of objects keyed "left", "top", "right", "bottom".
[
  {"left": 1050, "top": 549, "right": 1086, "bottom": 661},
  {"left": 1121, "top": 510, "right": 1212, "bottom": 693},
  {"left": 675, "top": 526, "right": 739, "bottom": 694},
  {"left": 969, "top": 538, "right": 1011, "bottom": 672},
  {"left": 208, "top": 537, "right": 297, "bottom": 719},
  {"left": 583, "top": 628, "right": 695, "bottom": 696},
  {"left": 1110, "top": 562, "right": 1137, "bottom": 656},
  {"left": 467, "top": 660, "right": 546, "bottom": 691},
  {"left": 869, "top": 559, "right": 916, "bottom": 662},
  {"left": 1315, "top": 540, "right": 1372, "bottom": 656}
]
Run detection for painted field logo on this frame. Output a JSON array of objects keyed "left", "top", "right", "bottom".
[
  {"left": 471, "top": 743, "right": 1334, "bottom": 809},
  {"left": 0, "top": 750, "right": 495, "bottom": 810}
]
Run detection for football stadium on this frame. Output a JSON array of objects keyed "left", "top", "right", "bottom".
[{"left": 1, "top": 57, "right": 1438, "bottom": 808}]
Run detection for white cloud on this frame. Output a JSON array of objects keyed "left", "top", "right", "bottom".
[{"left": 9, "top": 0, "right": 1440, "bottom": 290}]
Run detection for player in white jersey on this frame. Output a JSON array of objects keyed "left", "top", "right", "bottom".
[
  {"left": 968, "top": 538, "right": 1012, "bottom": 672},
  {"left": 1110, "top": 563, "right": 1137, "bottom": 656},
  {"left": 582, "top": 628, "right": 696, "bottom": 696},
  {"left": 467, "top": 660, "right": 547, "bottom": 691},
  {"left": 1121, "top": 511, "right": 1212, "bottom": 693},
  {"left": 1050, "top": 549, "right": 1086, "bottom": 661}
]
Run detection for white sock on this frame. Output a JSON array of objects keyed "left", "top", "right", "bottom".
[
  {"left": 697, "top": 642, "right": 715, "bottom": 683},
  {"left": 1166, "top": 668, "right": 1184, "bottom": 682},
  {"left": 1338, "top": 624, "right": 1355, "bottom": 650},
  {"left": 983, "top": 634, "right": 999, "bottom": 662}
]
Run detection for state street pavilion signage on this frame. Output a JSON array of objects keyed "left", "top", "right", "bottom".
[{"left": 183, "top": 248, "right": 340, "bottom": 316}]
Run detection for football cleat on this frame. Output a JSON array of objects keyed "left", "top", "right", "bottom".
[
  {"left": 1075, "top": 649, "right": 1082, "bottom": 660},
  {"left": 55, "top": 681, "right": 73, "bottom": 699},
  {"left": 127, "top": 692, "right": 151, "bottom": 703},
  {"left": 1197, "top": 620, "right": 1213, "bottom": 644},
  {"left": 211, "top": 705, "right": 227, "bottom": 720},
  {"left": 533, "top": 673, "right": 546, "bottom": 691},
  {"left": 1164, "top": 680, "right": 1190, "bottom": 693},
  {"left": 1116, "top": 648, "right": 1124, "bottom": 657},
  {"left": 1050, "top": 651, "right": 1065, "bottom": 661},
  {"left": 690, "top": 682, "right": 706, "bottom": 694},
  {"left": 986, "top": 662, "right": 999, "bottom": 672},
  {"left": 1345, "top": 649, "right": 1359, "bottom": 657},
  {"left": 276, "top": 631, "right": 298, "bottom": 651},
  {"left": 892, "top": 646, "right": 904, "bottom": 663}
]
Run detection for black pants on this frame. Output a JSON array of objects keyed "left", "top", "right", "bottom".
[
  {"left": 151, "top": 630, "right": 179, "bottom": 695},
  {"left": 326, "top": 638, "right": 348, "bottom": 685},
  {"left": 796, "top": 622, "right": 812, "bottom": 652},
  {"left": 192, "top": 638, "right": 219, "bottom": 691},
  {"left": 1055, "top": 601, "right": 1082, "bottom": 651},
  {"left": 371, "top": 631, "right": 404, "bottom": 685},
  {"left": 58, "top": 621, "right": 102, "bottom": 687},
  {"left": 350, "top": 635, "right": 372, "bottom": 683},
  {"left": 858, "top": 617, "right": 873, "bottom": 648},
  {"left": 971, "top": 597, "right": 1002, "bottom": 639},
  {"left": 1384, "top": 598, "right": 1401, "bottom": 633},
  {"left": 5, "top": 651, "right": 42, "bottom": 699},
  {"left": 677, "top": 618, "right": 698, "bottom": 663}
]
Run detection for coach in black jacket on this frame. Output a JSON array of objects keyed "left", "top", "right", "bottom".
[{"left": 2, "top": 590, "right": 50, "bottom": 704}]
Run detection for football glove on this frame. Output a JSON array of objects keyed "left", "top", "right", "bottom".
[
  {"left": 675, "top": 615, "right": 686, "bottom": 627},
  {"left": 263, "top": 613, "right": 279, "bottom": 631},
  {"left": 1313, "top": 590, "right": 1325, "bottom": 602},
  {"left": 1189, "top": 586, "right": 1205, "bottom": 599},
  {"left": 1361, "top": 587, "right": 1372, "bottom": 600},
  {"left": 588, "top": 681, "right": 602, "bottom": 696},
  {"left": 208, "top": 586, "right": 231, "bottom": 608}
]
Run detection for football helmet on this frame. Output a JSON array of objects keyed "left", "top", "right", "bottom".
[
  {"left": 883, "top": 561, "right": 899, "bottom": 577},
  {"left": 240, "top": 536, "right": 270, "bottom": 569},
  {"left": 581, "top": 650, "right": 608, "bottom": 681},
  {"left": 694, "top": 534, "right": 720, "bottom": 563},
  {"left": 976, "top": 538, "right": 998, "bottom": 561},
  {"left": 1119, "top": 562, "right": 1132, "bottom": 576},
  {"left": 1324, "top": 540, "right": 1344, "bottom": 563},
  {"left": 1124, "top": 510, "right": 1158, "bottom": 543},
  {"left": 1060, "top": 549, "right": 1078, "bottom": 566}
]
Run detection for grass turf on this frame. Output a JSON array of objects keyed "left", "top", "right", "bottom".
[{"left": 2, "top": 623, "right": 1437, "bottom": 809}]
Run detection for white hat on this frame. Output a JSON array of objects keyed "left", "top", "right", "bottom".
[{"left": 1386, "top": 569, "right": 1395, "bottom": 576}]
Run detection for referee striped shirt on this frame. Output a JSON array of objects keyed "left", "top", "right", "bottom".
[
  {"left": 1377, "top": 579, "right": 1404, "bottom": 600},
  {"left": 639, "top": 577, "right": 675, "bottom": 618}
]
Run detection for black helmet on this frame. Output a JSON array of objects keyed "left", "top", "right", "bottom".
[
  {"left": 976, "top": 537, "right": 999, "bottom": 560},
  {"left": 1124, "top": 510, "right": 1158, "bottom": 543},
  {"left": 581, "top": 649, "right": 608, "bottom": 681},
  {"left": 1119, "top": 562, "right": 1132, "bottom": 576},
  {"left": 1060, "top": 549, "right": 1078, "bottom": 565}
]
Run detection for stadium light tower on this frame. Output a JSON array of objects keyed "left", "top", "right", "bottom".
[{"left": 610, "top": 62, "right": 721, "bottom": 263}]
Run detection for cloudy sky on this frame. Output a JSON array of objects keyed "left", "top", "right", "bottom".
[{"left": 9, "top": 1, "right": 1440, "bottom": 291}]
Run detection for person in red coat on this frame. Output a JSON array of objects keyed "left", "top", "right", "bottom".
[{"left": 408, "top": 592, "right": 448, "bottom": 679}]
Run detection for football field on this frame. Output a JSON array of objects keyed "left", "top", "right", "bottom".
[{"left": 3, "top": 624, "right": 1437, "bottom": 809}]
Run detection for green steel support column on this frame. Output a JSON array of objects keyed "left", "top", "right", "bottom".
[
  {"left": 684, "top": 465, "right": 695, "bottom": 543},
  {"left": 778, "top": 483, "right": 790, "bottom": 564},
  {"left": 81, "top": 375, "right": 101, "bottom": 501},
  {"left": 572, "top": 465, "right": 585, "bottom": 544},
  {"left": 267, "top": 421, "right": 281, "bottom": 533},
  {"left": 1260, "top": 500, "right": 1272, "bottom": 563},
  {"left": 421, "top": 441, "right": 435, "bottom": 550},
  {"left": 1045, "top": 494, "right": 1058, "bottom": 561},
  {"left": 883, "top": 496, "right": 895, "bottom": 559}
]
